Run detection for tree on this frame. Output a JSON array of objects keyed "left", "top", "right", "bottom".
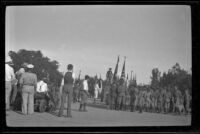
[
  {"left": 8, "top": 49, "right": 63, "bottom": 87},
  {"left": 159, "top": 63, "right": 191, "bottom": 94},
  {"left": 150, "top": 68, "right": 161, "bottom": 88}
]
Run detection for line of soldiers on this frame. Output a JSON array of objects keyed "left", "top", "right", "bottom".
[{"left": 104, "top": 69, "right": 191, "bottom": 115}]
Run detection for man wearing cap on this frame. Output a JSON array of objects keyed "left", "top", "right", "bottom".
[
  {"left": 19, "top": 64, "right": 37, "bottom": 115},
  {"left": 58, "top": 64, "right": 75, "bottom": 117},
  {"left": 5, "top": 56, "right": 16, "bottom": 110},
  {"left": 79, "top": 75, "right": 90, "bottom": 112}
]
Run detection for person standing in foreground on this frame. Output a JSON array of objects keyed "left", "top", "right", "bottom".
[
  {"left": 5, "top": 56, "right": 16, "bottom": 111},
  {"left": 79, "top": 75, "right": 90, "bottom": 112},
  {"left": 58, "top": 64, "right": 75, "bottom": 117},
  {"left": 19, "top": 64, "right": 37, "bottom": 115}
]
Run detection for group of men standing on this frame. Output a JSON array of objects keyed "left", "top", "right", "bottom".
[
  {"left": 104, "top": 68, "right": 192, "bottom": 115},
  {"left": 5, "top": 55, "right": 91, "bottom": 118},
  {"left": 5, "top": 55, "right": 37, "bottom": 115}
]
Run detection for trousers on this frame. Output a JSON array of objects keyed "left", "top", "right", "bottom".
[
  {"left": 80, "top": 90, "right": 88, "bottom": 104},
  {"left": 22, "top": 85, "right": 34, "bottom": 115},
  {"left": 58, "top": 84, "right": 73, "bottom": 116},
  {"left": 6, "top": 81, "right": 12, "bottom": 109}
]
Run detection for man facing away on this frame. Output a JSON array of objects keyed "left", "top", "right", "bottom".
[
  {"left": 19, "top": 64, "right": 37, "bottom": 115},
  {"left": 58, "top": 64, "right": 75, "bottom": 118}
]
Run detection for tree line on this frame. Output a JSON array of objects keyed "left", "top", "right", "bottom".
[
  {"left": 150, "top": 63, "right": 191, "bottom": 94},
  {"left": 8, "top": 49, "right": 192, "bottom": 95}
]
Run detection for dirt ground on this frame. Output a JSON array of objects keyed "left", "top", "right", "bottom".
[{"left": 6, "top": 100, "right": 191, "bottom": 127}]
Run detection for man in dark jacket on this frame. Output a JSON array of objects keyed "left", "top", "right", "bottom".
[{"left": 58, "top": 64, "right": 75, "bottom": 117}]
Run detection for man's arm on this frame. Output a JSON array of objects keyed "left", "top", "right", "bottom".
[{"left": 34, "top": 75, "right": 37, "bottom": 93}]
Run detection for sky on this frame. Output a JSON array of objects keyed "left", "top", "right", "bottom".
[{"left": 6, "top": 5, "right": 191, "bottom": 84}]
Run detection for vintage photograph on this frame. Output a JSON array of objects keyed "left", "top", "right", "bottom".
[{"left": 5, "top": 5, "right": 191, "bottom": 126}]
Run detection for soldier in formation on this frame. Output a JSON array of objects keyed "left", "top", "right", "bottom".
[{"left": 105, "top": 80, "right": 191, "bottom": 115}]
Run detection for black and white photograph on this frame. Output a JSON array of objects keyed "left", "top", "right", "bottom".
[{"left": 5, "top": 5, "right": 192, "bottom": 127}]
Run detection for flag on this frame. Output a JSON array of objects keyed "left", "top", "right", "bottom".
[
  {"left": 113, "top": 55, "right": 120, "bottom": 82},
  {"left": 130, "top": 71, "right": 133, "bottom": 81},
  {"left": 126, "top": 73, "right": 129, "bottom": 87},
  {"left": 78, "top": 70, "right": 81, "bottom": 80},
  {"left": 120, "top": 57, "right": 126, "bottom": 79}
]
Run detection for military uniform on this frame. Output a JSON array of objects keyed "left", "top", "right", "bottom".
[
  {"left": 116, "top": 82, "right": 126, "bottom": 110},
  {"left": 138, "top": 91, "right": 144, "bottom": 113},
  {"left": 184, "top": 90, "right": 191, "bottom": 114},
  {"left": 164, "top": 90, "right": 171, "bottom": 113},
  {"left": 129, "top": 85, "right": 138, "bottom": 112},
  {"left": 109, "top": 82, "right": 117, "bottom": 110}
]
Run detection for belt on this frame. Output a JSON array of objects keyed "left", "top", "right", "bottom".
[{"left": 23, "top": 83, "right": 34, "bottom": 86}]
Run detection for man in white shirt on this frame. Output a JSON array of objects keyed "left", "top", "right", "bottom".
[
  {"left": 79, "top": 75, "right": 89, "bottom": 112},
  {"left": 36, "top": 79, "right": 48, "bottom": 93},
  {"left": 34, "top": 78, "right": 49, "bottom": 103},
  {"left": 5, "top": 56, "right": 16, "bottom": 110}
]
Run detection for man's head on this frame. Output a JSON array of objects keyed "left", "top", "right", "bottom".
[
  {"left": 43, "top": 77, "right": 48, "bottom": 83},
  {"left": 85, "top": 75, "right": 89, "bottom": 80},
  {"left": 67, "top": 64, "right": 73, "bottom": 71},
  {"left": 26, "top": 64, "right": 34, "bottom": 72},
  {"left": 119, "top": 78, "right": 124, "bottom": 84},
  {"left": 109, "top": 68, "right": 112, "bottom": 71}
]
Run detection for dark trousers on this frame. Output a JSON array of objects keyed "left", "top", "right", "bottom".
[
  {"left": 130, "top": 95, "right": 136, "bottom": 112},
  {"left": 79, "top": 90, "right": 88, "bottom": 111},
  {"left": 58, "top": 84, "right": 73, "bottom": 117},
  {"left": 80, "top": 90, "right": 88, "bottom": 104}
]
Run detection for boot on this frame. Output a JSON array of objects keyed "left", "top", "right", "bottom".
[
  {"left": 83, "top": 103, "right": 87, "bottom": 112},
  {"left": 79, "top": 104, "right": 83, "bottom": 111}
]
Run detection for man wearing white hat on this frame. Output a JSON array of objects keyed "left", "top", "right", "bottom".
[
  {"left": 19, "top": 64, "right": 37, "bottom": 115},
  {"left": 5, "top": 55, "right": 15, "bottom": 110}
]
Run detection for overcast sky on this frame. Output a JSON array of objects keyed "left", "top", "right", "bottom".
[{"left": 6, "top": 5, "right": 191, "bottom": 84}]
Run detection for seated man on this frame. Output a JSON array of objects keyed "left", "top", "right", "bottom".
[{"left": 35, "top": 78, "right": 49, "bottom": 100}]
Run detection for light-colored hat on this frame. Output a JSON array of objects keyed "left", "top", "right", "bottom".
[{"left": 27, "top": 64, "right": 34, "bottom": 68}]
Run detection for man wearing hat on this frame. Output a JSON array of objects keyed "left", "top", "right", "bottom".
[
  {"left": 5, "top": 55, "right": 16, "bottom": 110},
  {"left": 19, "top": 64, "right": 37, "bottom": 115},
  {"left": 58, "top": 64, "right": 75, "bottom": 117}
]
